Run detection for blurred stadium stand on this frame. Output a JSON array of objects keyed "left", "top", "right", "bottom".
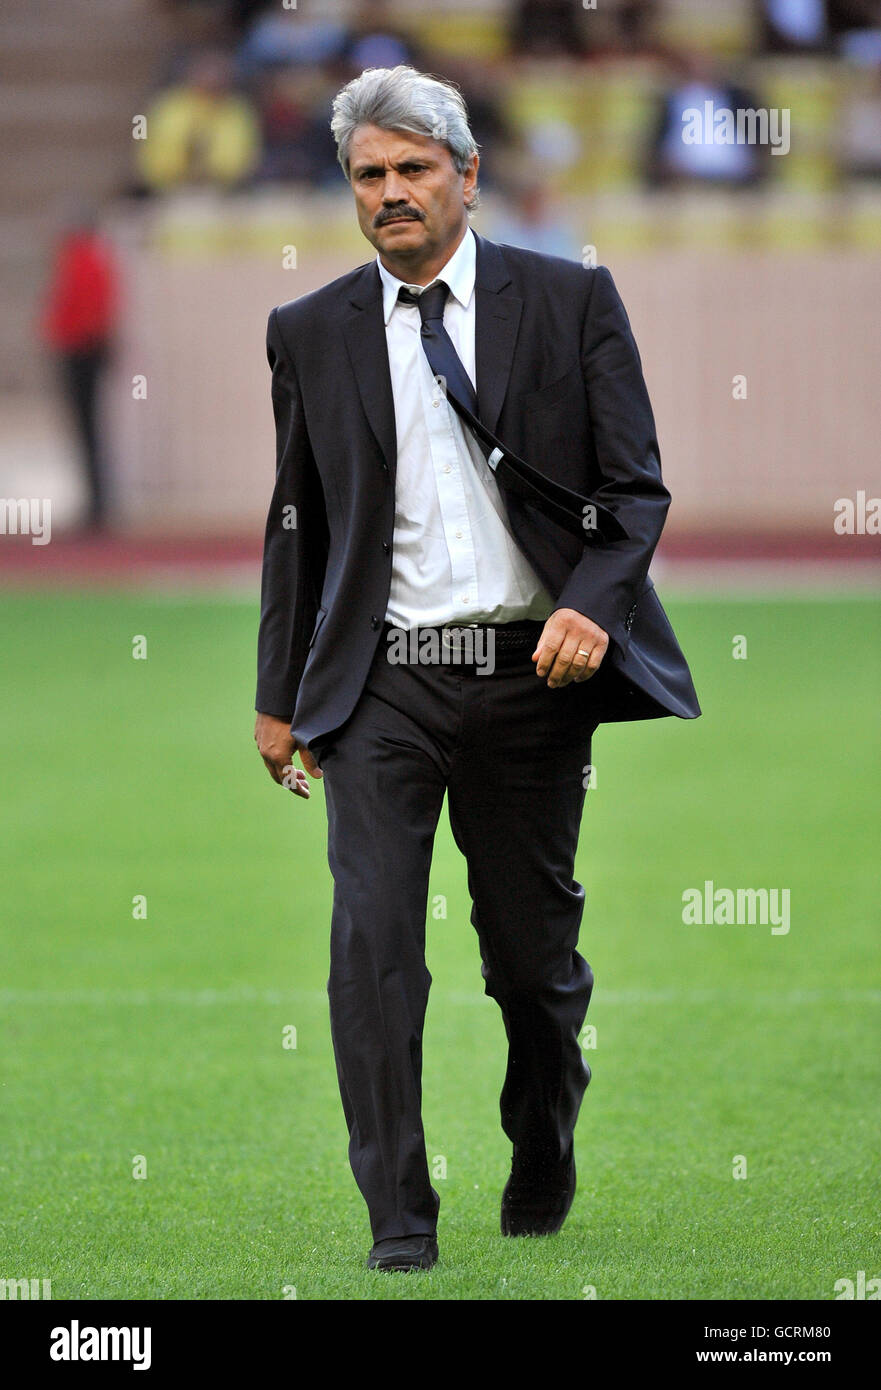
[
  {"left": 0, "top": 0, "right": 174, "bottom": 392},
  {"left": 2, "top": 0, "right": 880, "bottom": 556}
]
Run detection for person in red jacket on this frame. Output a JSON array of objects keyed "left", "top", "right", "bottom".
[{"left": 41, "top": 207, "right": 119, "bottom": 529}]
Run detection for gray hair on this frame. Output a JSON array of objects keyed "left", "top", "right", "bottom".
[{"left": 331, "top": 65, "right": 480, "bottom": 207}]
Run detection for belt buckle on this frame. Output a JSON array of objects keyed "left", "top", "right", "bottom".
[{"left": 441, "top": 621, "right": 480, "bottom": 658}]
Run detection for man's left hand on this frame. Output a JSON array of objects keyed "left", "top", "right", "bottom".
[{"left": 532, "top": 608, "right": 609, "bottom": 688}]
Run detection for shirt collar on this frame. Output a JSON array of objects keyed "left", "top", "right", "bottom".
[{"left": 376, "top": 226, "right": 475, "bottom": 325}]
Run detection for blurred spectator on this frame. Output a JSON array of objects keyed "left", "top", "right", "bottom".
[
  {"left": 236, "top": 9, "right": 348, "bottom": 77},
  {"left": 830, "top": 0, "right": 881, "bottom": 63},
  {"left": 137, "top": 50, "right": 260, "bottom": 192},
  {"left": 237, "top": 4, "right": 426, "bottom": 189},
  {"left": 758, "top": 0, "right": 830, "bottom": 52},
  {"left": 827, "top": 0, "right": 881, "bottom": 41},
  {"left": 488, "top": 170, "right": 582, "bottom": 259},
  {"left": 757, "top": 0, "right": 881, "bottom": 54},
  {"left": 645, "top": 50, "right": 769, "bottom": 188},
  {"left": 506, "top": 0, "right": 658, "bottom": 62},
  {"left": 508, "top": 0, "right": 588, "bottom": 58},
  {"left": 159, "top": 1, "right": 273, "bottom": 39},
  {"left": 257, "top": 69, "right": 341, "bottom": 185},
  {"left": 840, "top": 63, "right": 881, "bottom": 177},
  {"left": 615, "top": 0, "right": 659, "bottom": 54},
  {"left": 341, "top": 0, "right": 426, "bottom": 72},
  {"left": 227, "top": 0, "right": 273, "bottom": 35},
  {"left": 427, "top": 56, "right": 515, "bottom": 193},
  {"left": 40, "top": 207, "right": 120, "bottom": 530}
]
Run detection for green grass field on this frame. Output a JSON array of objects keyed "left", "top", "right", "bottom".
[{"left": 1, "top": 591, "right": 878, "bottom": 1301}]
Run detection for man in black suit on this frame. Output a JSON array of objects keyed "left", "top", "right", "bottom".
[{"left": 254, "top": 65, "right": 699, "bottom": 1272}]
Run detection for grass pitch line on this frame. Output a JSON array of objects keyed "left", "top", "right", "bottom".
[{"left": 1, "top": 987, "right": 878, "bottom": 1007}]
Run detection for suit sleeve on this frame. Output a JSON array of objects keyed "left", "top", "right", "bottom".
[
  {"left": 255, "top": 307, "right": 328, "bottom": 720},
  {"left": 553, "top": 265, "right": 670, "bottom": 653}
]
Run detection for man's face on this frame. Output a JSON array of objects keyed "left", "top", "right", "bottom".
[{"left": 347, "top": 125, "right": 478, "bottom": 271}]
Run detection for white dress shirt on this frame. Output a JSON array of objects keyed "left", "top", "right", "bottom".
[{"left": 376, "top": 226, "right": 555, "bottom": 630}]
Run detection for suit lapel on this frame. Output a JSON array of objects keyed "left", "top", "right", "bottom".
[
  {"left": 473, "top": 232, "right": 522, "bottom": 436},
  {"left": 341, "top": 235, "right": 521, "bottom": 474},
  {"left": 343, "top": 263, "right": 397, "bottom": 480}
]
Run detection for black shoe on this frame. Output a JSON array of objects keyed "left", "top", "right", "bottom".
[
  {"left": 366, "top": 1235, "right": 439, "bottom": 1271},
  {"left": 500, "top": 1143, "right": 576, "bottom": 1237}
]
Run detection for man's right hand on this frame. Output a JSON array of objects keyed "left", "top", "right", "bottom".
[{"left": 254, "top": 713, "right": 323, "bottom": 799}]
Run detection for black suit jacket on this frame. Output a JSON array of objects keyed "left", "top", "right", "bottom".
[{"left": 256, "top": 232, "right": 700, "bottom": 750}]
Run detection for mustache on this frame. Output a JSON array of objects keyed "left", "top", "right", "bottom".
[{"left": 375, "top": 206, "right": 424, "bottom": 227}]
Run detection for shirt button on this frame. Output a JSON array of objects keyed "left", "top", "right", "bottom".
[
  {"left": 455, "top": 530, "right": 462, "bottom": 539},
  {"left": 443, "top": 465, "right": 452, "bottom": 474},
  {"left": 461, "top": 595, "right": 469, "bottom": 603},
  {"left": 432, "top": 400, "right": 440, "bottom": 408}
]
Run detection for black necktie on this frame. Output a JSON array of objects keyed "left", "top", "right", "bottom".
[
  {"left": 398, "top": 282, "right": 479, "bottom": 417},
  {"left": 396, "top": 282, "right": 626, "bottom": 545}
]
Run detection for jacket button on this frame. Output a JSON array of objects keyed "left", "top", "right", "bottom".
[
  {"left": 382, "top": 541, "right": 390, "bottom": 554},
  {"left": 370, "top": 616, "right": 380, "bottom": 630},
  {"left": 381, "top": 461, "right": 389, "bottom": 472}
]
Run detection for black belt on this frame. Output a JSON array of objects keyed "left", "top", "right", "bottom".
[{"left": 380, "top": 620, "right": 544, "bottom": 673}]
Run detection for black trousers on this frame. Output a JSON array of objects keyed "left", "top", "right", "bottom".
[
  {"left": 315, "top": 632, "right": 601, "bottom": 1242},
  {"left": 58, "top": 347, "right": 108, "bottom": 527}
]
